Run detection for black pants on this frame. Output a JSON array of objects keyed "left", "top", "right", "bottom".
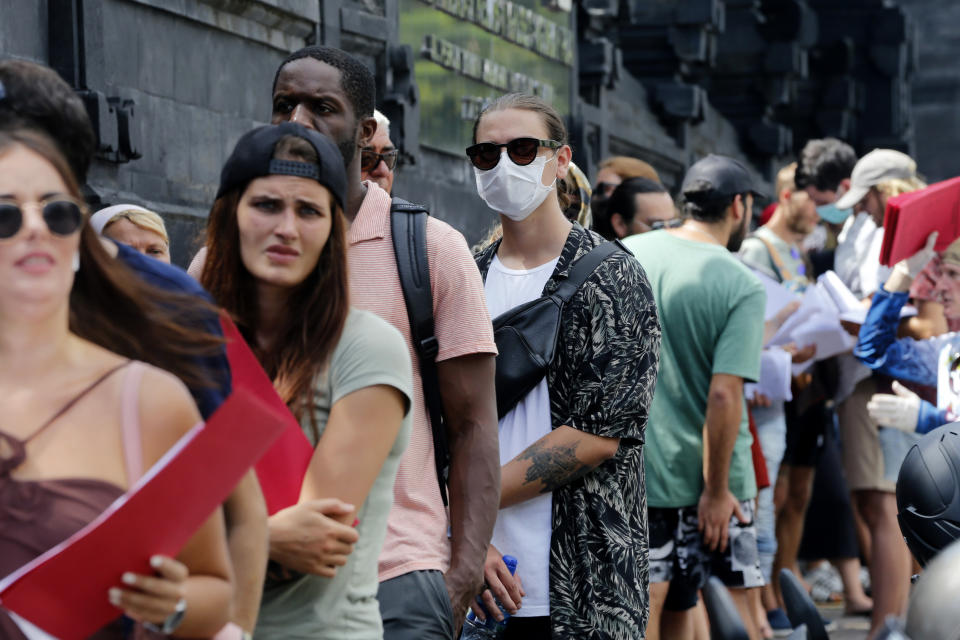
[{"left": 503, "top": 616, "right": 551, "bottom": 640}]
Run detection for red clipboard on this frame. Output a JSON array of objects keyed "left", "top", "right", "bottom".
[
  {"left": 879, "top": 177, "right": 960, "bottom": 266},
  {"left": 0, "top": 391, "right": 285, "bottom": 639},
  {"left": 220, "top": 315, "right": 314, "bottom": 515}
]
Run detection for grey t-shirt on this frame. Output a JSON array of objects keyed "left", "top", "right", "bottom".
[
  {"left": 255, "top": 308, "right": 413, "bottom": 639},
  {"left": 739, "top": 226, "right": 811, "bottom": 294}
]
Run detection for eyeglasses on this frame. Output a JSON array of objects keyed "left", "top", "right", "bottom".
[
  {"left": 0, "top": 197, "right": 86, "bottom": 240},
  {"left": 649, "top": 219, "right": 683, "bottom": 231},
  {"left": 465, "top": 137, "right": 561, "bottom": 171},
  {"left": 360, "top": 148, "right": 399, "bottom": 172}
]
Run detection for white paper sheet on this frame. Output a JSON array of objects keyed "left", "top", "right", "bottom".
[
  {"left": 819, "top": 270, "right": 917, "bottom": 324},
  {"left": 753, "top": 270, "right": 801, "bottom": 321},
  {"left": 746, "top": 347, "right": 794, "bottom": 402},
  {"left": 789, "top": 320, "right": 857, "bottom": 375}
]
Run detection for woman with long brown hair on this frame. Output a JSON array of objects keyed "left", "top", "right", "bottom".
[
  {"left": 199, "top": 122, "right": 412, "bottom": 639},
  {"left": 0, "top": 128, "right": 233, "bottom": 637}
]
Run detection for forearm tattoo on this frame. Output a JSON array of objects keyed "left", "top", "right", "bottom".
[{"left": 520, "top": 440, "right": 594, "bottom": 494}]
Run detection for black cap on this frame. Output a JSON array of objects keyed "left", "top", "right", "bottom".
[
  {"left": 216, "top": 122, "right": 347, "bottom": 209},
  {"left": 681, "top": 154, "right": 763, "bottom": 203}
]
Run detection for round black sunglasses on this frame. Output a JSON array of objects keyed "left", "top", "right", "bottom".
[
  {"left": 0, "top": 197, "right": 86, "bottom": 239},
  {"left": 465, "top": 137, "right": 561, "bottom": 171}
]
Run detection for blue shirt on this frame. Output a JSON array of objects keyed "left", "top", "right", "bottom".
[
  {"left": 855, "top": 285, "right": 951, "bottom": 432},
  {"left": 115, "top": 243, "right": 231, "bottom": 419}
]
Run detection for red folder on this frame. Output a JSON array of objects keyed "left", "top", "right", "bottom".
[
  {"left": 879, "top": 177, "right": 960, "bottom": 266},
  {"left": 220, "top": 315, "right": 314, "bottom": 515},
  {"left": 0, "top": 391, "right": 285, "bottom": 639}
]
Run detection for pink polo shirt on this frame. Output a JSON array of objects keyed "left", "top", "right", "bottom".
[{"left": 349, "top": 183, "right": 497, "bottom": 581}]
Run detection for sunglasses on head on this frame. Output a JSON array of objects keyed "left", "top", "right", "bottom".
[
  {"left": 360, "top": 148, "right": 399, "bottom": 172},
  {"left": 465, "top": 137, "right": 561, "bottom": 171},
  {"left": 0, "top": 197, "right": 86, "bottom": 240}
]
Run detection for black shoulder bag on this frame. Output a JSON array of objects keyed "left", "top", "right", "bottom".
[
  {"left": 390, "top": 197, "right": 451, "bottom": 506},
  {"left": 491, "top": 240, "right": 626, "bottom": 419}
]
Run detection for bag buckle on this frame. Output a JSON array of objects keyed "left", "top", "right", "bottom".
[{"left": 419, "top": 335, "right": 439, "bottom": 360}]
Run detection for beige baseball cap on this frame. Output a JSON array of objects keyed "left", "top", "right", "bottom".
[{"left": 835, "top": 148, "right": 917, "bottom": 210}]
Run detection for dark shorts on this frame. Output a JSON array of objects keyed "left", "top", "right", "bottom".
[
  {"left": 649, "top": 500, "right": 764, "bottom": 611},
  {"left": 379, "top": 570, "right": 454, "bottom": 640},
  {"left": 782, "top": 398, "right": 829, "bottom": 468}
]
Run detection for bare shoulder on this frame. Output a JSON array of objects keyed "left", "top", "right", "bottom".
[{"left": 135, "top": 363, "right": 203, "bottom": 463}]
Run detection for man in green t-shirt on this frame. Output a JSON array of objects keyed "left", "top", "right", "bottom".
[{"left": 624, "top": 155, "right": 766, "bottom": 640}]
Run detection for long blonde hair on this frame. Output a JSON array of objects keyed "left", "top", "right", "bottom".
[{"left": 876, "top": 176, "right": 927, "bottom": 199}]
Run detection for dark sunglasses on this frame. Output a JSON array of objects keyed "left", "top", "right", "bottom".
[
  {"left": 0, "top": 197, "right": 86, "bottom": 240},
  {"left": 465, "top": 137, "right": 561, "bottom": 171},
  {"left": 360, "top": 148, "right": 399, "bottom": 172}
]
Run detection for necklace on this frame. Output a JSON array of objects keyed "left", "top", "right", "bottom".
[{"left": 680, "top": 222, "right": 720, "bottom": 245}]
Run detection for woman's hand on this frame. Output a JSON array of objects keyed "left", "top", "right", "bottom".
[
  {"left": 267, "top": 499, "right": 359, "bottom": 578},
  {"left": 109, "top": 555, "right": 187, "bottom": 626}
]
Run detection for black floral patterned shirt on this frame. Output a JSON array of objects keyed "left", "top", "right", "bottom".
[{"left": 476, "top": 224, "right": 661, "bottom": 639}]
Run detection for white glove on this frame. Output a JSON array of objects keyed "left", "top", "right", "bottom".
[
  {"left": 866, "top": 381, "right": 920, "bottom": 432},
  {"left": 893, "top": 231, "right": 938, "bottom": 280}
]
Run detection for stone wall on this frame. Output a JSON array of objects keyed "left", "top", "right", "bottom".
[
  {"left": 897, "top": 0, "right": 960, "bottom": 182},
  {"left": 4, "top": 0, "right": 950, "bottom": 266}
]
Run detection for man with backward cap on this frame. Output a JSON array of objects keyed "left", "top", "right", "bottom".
[{"left": 624, "top": 154, "right": 767, "bottom": 640}]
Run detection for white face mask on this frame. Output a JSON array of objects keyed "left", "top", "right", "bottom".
[{"left": 474, "top": 150, "right": 556, "bottom": 222}]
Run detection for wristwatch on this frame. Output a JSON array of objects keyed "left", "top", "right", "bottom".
[{"left": 143, "top": 597, "right": 187, "bottom": 634}]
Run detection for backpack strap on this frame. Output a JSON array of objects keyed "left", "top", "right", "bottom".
[
  {"left": 390, "top": 197, "right": 450, "bottom": 506},
  {"left": 754, "top": 234, "right": 791, "bottom": 283},
  {"left": 553, "top": 239, "right": 627, "bottom": 303}
]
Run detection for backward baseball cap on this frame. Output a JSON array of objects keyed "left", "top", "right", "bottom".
[
  {"left": 835, "top": 148, "right": 917, "bottom": 210},
  {"left": 681, "top": 154, "right": 764, "bottom": 204}
]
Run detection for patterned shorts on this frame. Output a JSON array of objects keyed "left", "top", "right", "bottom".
[{"left": 649, "top": 500, "right": 764, "bottom": 610}]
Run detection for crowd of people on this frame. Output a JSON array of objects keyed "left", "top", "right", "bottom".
[{"left": 0, "top": 41, "right": 956, "bottom": 640}]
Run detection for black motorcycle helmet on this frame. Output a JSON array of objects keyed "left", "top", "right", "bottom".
[{"left": 896, "top": 424, "right": 960, "bottom": 567}]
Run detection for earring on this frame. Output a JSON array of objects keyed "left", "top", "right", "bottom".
[{"left": 72, "top": 251, "right": 80, "bottom": 272}]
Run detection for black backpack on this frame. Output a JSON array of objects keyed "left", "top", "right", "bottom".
[{"left": 390, "top": 197, "right": 450, "bottom": 506}]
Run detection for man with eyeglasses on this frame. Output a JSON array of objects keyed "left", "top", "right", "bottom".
[
  {"left": 594, "top": 177, "right": 677, "bottom": 240},
  {"left": 360, "top": 110, "right": 399, "bottom": 194}
]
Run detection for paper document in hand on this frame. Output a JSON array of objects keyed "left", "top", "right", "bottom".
[
  {"left": 221, "top": 315, "right": 313, "bottom": 515},
  {"left": 816, "top": 271, "right": 917, "bottom": 324},
  {"left": 818, "top": 271, "right": 862, "bottom": 313},
  {"left": 790, "top": 320, "right": 857, "bottom": 375},
  {"left": 752, "top": 269, "right": 800, "bottom": 321},
  {"left": 0, "top": 391, "right": 286, "bottom": 640},
  {"left": 746, "top": 347, "right": 793, "bottom": 402},
  {"left": 769, "top": 284, "right": 831, "bottom": 347}
]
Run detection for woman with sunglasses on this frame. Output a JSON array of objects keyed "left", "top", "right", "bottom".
[
  {"left": 0, "top": 129, "right": 234, "bottom": 637},
  {"left": 468, "top": 94, "right": 660, "bottom": 640},
  {"left": 198, "top": 122, "right": 412, "bottom": 640},
  {"left": 856, "top": 232, "right": 960, "bottom": 434}
]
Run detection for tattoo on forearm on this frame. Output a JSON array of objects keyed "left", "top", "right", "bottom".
[{"left": 520, "top": 440, "right": 594, "bottom": 494}]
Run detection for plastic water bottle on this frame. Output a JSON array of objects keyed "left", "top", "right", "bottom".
[{"left": 460, "top": 555, "right": 519, "bottom": 639}]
